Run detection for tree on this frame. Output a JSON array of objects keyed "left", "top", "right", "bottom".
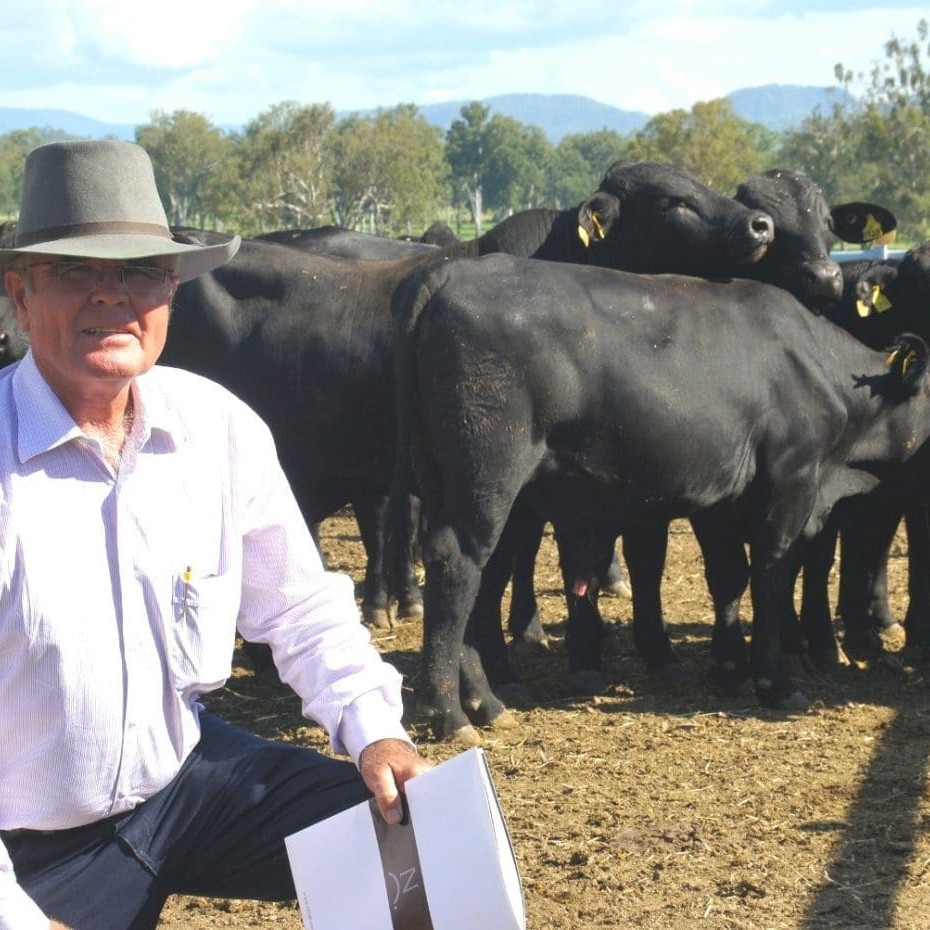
[
  {"left": 836, "top": 18, "right": 930, "bottom": 115},
  {"left": 0, "top": 128, "right": 71, "bottom": 219},
  {"left": 832, "top": 19, "right": 930, "bottom": 240},
  {"left": 626, "top": 99, "right": 773, "bottom": 192},
  {"left": 856, "top": 102, "right": 930, "bottom": 239},
  {"left": 548, "top": 130, "right": 631, "bottom": 208},
  {"left": 136, "top": 111, "right": 233, "bottom": 228},
  {"left": 235, "top": 101, "right": 337, "bottom": 232},
  {"left": 330, "top": 105, "right": 447, "bottom": 236},
  {"left": 445, "top": 102, "right": 491, "bottom": 234},
  {"left": 482, "top": 117, "right": 554, "bottom": 216},
  {"left": 776, "top": 103, "right": 867, "bottom": 204}
]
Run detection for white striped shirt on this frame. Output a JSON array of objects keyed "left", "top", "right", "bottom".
[{"left": 0, "top": 352, "right": 409, "bottom": 929}]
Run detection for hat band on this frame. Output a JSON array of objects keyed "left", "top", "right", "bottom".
[{"left": 16, "top": 221, "right": 172, "bottom": 248}]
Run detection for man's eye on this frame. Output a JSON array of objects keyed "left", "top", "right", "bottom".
[
  {"left": 123, "top": 267, "right": 165, "bottom": 285},
  {"left": 58, "top": 263, "right": 97, "bottom": 283}
]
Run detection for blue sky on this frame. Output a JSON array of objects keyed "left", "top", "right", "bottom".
[{"left": 1, "top": 1, "right": 926, "bottom": 128}]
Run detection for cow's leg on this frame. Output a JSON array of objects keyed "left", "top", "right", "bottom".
[
  {"left": 355, "top": 495, "right": 423, "bottom": 630},
  {"left": 798, "top": 523, "right": 844, "bottom": 668},
  {"left": 505, "top": 504, "right": 548, "bottom": 648},
  {"left": 749, "top": 536, "right": 809, "bottom": 710},
  {"left": 418, "top": 526, "right": 503, "bottom": 741},
  {"left": 416, "top": 471, "right": 529, "bottom": 741},
  {"left": 903, "top": 504, "right": 930, "bottom": 659},
  {"left": 602, "top": 541, "right": 632, "bottom": 598},
  {"left": 690, "top": 514, "right": 751, "bottom": 690},
  {"left": 748, "top": 551, "right": 809, "bottom": 709},
  {"left": 473, "top": 521, "right": 526, "bottom": 701},
  {"left": 556, "top": 528, "right": 616, "bottom": 693},
  {"left": 622, "top": 521, "right": 679, "bottom": 675},
  {"left": 836, "top": 503, "right": 902, "bottom": 660}
]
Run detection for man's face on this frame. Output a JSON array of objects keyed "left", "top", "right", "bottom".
[{"left": 4, "top": 257, "right": 177, "bottom": 407}]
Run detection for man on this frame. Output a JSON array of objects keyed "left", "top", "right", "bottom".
[{"left": 0, "top": 139, "right": 430, "bottom": 930}]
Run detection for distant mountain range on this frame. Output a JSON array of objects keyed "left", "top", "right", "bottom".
[{"left": 0, "top": 84, "right": 855, "bottom": 144}]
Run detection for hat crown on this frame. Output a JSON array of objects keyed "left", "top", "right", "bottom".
[
  {"left": 2, "top": 138, "right": 240, "bottom": 281},
  {"left": 16, "top": 140, "right": 171, "bottom": 247}
]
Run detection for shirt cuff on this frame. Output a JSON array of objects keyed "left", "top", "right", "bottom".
[
  {"left": 334, "top": 689, "right": 414, "bottom": 765},
  {"left": 0, "top": 870, "right": 49, "bottom": 930}
]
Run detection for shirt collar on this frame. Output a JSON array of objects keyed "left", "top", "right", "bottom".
[
  {"left": 13, "top": 352, "right": 84, "bottom": 462},
  {"left": 12, "top": 351, "right": 178, "bottom": 463}
]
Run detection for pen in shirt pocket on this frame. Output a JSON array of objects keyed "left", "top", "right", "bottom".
[{"left": 182, "top": 565, "right": 192, "bottom": 613}]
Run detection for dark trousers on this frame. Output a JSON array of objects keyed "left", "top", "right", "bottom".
[{"left": 2, "top": 712, "right": 371, "bottom": 930}]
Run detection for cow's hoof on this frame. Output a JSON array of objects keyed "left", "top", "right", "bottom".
[
  {"left": 513, "top": 614, "right": 548, "bottom": 647},
  {"left": 568, "top": 669, "right": 607, "bottom": 694},
  {"left": 709, "top": 662, "right": 750, "bottom": 695},
  {"left": 649, "top": 659, "right": 684, "bottom": 684},
  {"left": 488, "top": 708, "right": 520, "bottom": 730},
  {"left": 510, "top": 634, "right": 550, "bottom": 659},
  {"left": 755, "top": 678, "right": 809, "bottom": 710},
  {"left": 807, "top": 644, "right": 849, "bottom": 671},
  {"left": 396, "top": 598, "right": 424, "bottom": 622},
  {"left": 423, "top": 709, "right": 482, "bottom": 744},
  {"left": 841, "top": 628, "right": 885, "bottom": 662},
  {"left": 362, "top": 605, "right": 393, "bottom": 630},
  {"left": 494, "top": 681, "right": 532, "bottom": 708},
  {"left": 601, "top": 625, "right": 625, "bottom": 658},
  {"left": 602, "top": 576, "right": 632, "bottom": 599},
  {"left": 877, "top": 621, "right": 906, "bottom": 651},
  {"left": 450, "top": 724, "right": 483, "bottom": 747}
]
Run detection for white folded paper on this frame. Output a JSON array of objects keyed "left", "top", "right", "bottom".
[{"left": 285, "top": 747, "right": 525, "bottom": 930}]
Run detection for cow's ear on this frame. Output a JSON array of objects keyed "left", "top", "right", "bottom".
[
  {"left": 831, "top": 202, "right": 897, "bottom": 245},
  {"left": 578, "top": 192, "right": 621, "bottom": 247},
  {"left": 886, "top": 333, "right": 929, "bottom": 392},
  {"left": 855, "top": 265, "right": 898, "bottom": 317}
]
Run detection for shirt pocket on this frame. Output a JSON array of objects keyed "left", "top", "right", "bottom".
[{"left": 169, "top": 570, "right": 240, "bottom": 696}]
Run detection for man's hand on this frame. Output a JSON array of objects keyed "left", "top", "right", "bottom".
[{"left": 358, "top": 738, "right": 432, "bottom": 825}]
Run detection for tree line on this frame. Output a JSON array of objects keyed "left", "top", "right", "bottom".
[{"left": 1, "top": 19, "right": 927, "bottom": 243}]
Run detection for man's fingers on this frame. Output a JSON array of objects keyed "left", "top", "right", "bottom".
[{"left": 358, "top": 738, "right": 433, "bottom": 824}]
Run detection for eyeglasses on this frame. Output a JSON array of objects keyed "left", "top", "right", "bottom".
[{"left": 25, "top": 260, "right": 175, "bottom": 299}]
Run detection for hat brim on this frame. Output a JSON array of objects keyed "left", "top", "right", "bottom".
[{"left": 0, "top": 231, "right": 241, "bottom": 283}]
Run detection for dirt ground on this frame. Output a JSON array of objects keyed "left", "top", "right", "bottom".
[{"left": 158, "top": 513, "right": 930, "bottom": 930}]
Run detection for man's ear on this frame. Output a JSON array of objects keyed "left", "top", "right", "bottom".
[{"left": 5, "top": 268, "right": 31, "bottom": 333}]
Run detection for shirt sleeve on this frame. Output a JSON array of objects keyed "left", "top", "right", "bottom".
[
  {"left": 230, "top": 410, "right": 412, "bottom": 764},
  {"left": 0, "top": 839, "right": 51, "bottom": 930}
]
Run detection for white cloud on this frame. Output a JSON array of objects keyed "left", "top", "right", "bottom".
[{"left": 0, "top": 1, "right": 925, "bottom": 126}]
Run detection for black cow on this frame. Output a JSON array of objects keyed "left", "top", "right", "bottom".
[
  {"left": 163, "top": 163, "right": 775, "bottom": 639},
  {"left": 0, "top": 295, "right": 26, "bottom": 370},
  {"left": 614, "top": 175, "right": 902, "bottom": 679},
  {"left": 797, "top": 242, "right": 930, "bottom": 665},
  {"left": 0, "top": 225, "right": 26, "bottom": 369},
  {"left": 256, "top": 226, "right": 438, "bottom": 259},
  {"left": 418, "top": 221, "right": 459, "bottom": 246},
  {"left": 503, "top": 169, "right": 897, "bottom": 676},
  {"left": 386, "top": 252, "right": 930, "bottom": 741},
  {"left": 734, "top": 169, "right": 896, "bottom": 308}
]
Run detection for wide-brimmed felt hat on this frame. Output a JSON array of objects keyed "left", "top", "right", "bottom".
[{"left": 0, "top": 139, "right": 240, "bottom": 282}]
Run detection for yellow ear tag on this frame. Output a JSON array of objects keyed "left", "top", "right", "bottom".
[
  {"left": 578, "top": 225, "right": 590, "bottom": 248},
  {"left": 873, "top": 287, "right": 892, "bottom": 313},
  {"left": 862, "top": 213, "right": 883, "bottom": 243},
  {"left": 887, "top": 347, "right": 900, "bottom": 366},
  {"left": 874, "top": 229, "right": 897, "bottom": 246},
  {"left": 591, "top": 212, "right": 605, "bottom": 241},
  {"left": 856, "top": 298, "right": 872, "bottom": 318}
]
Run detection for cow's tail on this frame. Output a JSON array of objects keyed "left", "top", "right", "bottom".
[{"left": 383, "top": 262, "right": 454, "bottom": 606}]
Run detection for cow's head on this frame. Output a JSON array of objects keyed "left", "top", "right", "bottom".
[
  {"left": 577, "top": 160, "right": 774, "bottom": 278},
  {"left": 732, "top": 169, "right": 896, "bottom": 309}
]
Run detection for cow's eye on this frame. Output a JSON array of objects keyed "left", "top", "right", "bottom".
[{"left": 664, "top": 199, "right": 691, "bottom": 212}]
